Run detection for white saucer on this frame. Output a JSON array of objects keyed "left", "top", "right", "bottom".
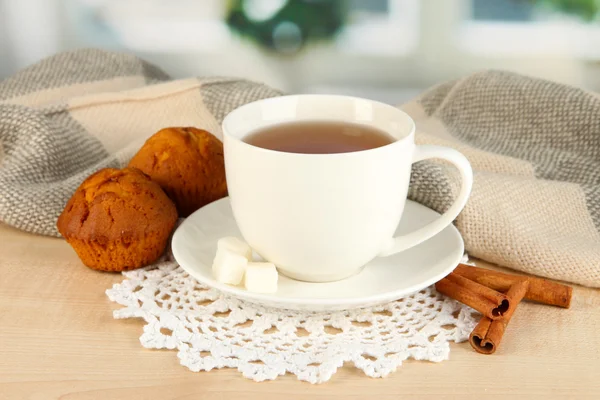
[{"left": 171, "top": 197, "right": 464, "bottom": 311}]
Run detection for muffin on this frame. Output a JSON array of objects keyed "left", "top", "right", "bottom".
[
  {"left": 57, "top": 167, "right": 178, "bottom": 272},
  {"left": 128, "top": 127, "right": 227, "bottom": 217}
]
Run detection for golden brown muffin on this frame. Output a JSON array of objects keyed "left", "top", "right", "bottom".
[
  {"left": 57, "top": 167, "right": 178, "bottom": 272},
  {"left": 128, "top": 127, "right": 228, "bottom": 217}
]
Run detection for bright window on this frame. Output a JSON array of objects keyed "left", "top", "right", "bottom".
[
  {"left": 461, "top": 0, "right": 600, "bottom": 59},
  {"left": 5, "top": 0, "right": 600, "bottom": 100}
]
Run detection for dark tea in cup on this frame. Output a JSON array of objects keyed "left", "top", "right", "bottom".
[{"left": 243, "top": 121, "right": 395, "bottom": 154}]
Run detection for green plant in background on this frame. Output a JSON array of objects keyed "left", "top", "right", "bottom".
[
  {"left": 225, "top": 0, "right": 347, "bottom": 54},
  {"left": 225, "top": 0, "right": 599, "bottom": 55},
  {"left": 529, "top": 0, "right": 600, "bottom": 21}
]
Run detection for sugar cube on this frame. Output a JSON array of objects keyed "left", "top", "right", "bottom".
[
  {"left": 244, "top": 262, "right": 278, "bottom": 294},
  {"left": 212, "top": 249, "right": 248, "bottom": 285}
]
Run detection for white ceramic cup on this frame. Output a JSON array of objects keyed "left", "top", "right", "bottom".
[{"left": 222, "top": 95, "right": 472, "bottom": 282}]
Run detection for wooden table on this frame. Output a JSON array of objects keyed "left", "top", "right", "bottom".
[{"left": 1, "top": 222, "right": 599, "bottom": 400}]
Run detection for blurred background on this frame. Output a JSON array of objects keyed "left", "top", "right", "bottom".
[{"left": 2, "top": 0, "right": 600, "bottom": 103}]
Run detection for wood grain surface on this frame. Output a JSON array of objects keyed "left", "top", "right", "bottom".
[{"left": 1, "top": 222, "right": 598, "bottom": 400}]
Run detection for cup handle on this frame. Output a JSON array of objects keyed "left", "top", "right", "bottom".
[{"left": 378, "top": 145, "right": 473, "bottom": 257}]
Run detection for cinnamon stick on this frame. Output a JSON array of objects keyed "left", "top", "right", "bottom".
[
  {"left": 454, "top": 264, "right": 572, "bottom": 308},
  {"left": 435, "top": 272, "right": 510, "bottom": 320},
  {"left": 469, "top": 280, "right": 529, "bottom": 354}
]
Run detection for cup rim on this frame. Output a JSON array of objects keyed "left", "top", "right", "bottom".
[{"left": 221, "top": 94, "right": 415, "bottom": 158}]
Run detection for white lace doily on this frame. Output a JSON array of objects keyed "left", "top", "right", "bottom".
[{"left": 106, "top": 255, "right": 478, "bottom": 384}]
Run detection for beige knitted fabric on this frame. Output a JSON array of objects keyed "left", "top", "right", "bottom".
[
  {"left": 403, "top": 73, "right": 600, "bottom": 288},
  {"left": 0, "top": 49, "right": 598, "bottom": 287}
]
